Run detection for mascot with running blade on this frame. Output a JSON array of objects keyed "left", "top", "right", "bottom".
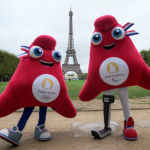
[
  {"left": 79, "top": 15, "right": 149, "bottom": 140},
  {"left": 0, "top": 35, "right": 76, "bottom": 145}
]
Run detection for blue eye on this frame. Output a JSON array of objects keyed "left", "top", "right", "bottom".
[
  {"left": 34, "top": 48, "right": 43, "bottom": 56},
  {"left": 52, "top": 51, "right": 61, "bottom": 62},
  {"left": 91, "top": 32, "right": 102, "bottom": 45},
  {"left": 112, "top": 27, "right": 125, "bottom": 40},
  {"left": 29, "top": 46, "right": 43, "bottom": 58}
]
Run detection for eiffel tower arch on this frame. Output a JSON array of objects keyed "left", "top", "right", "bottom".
[{"left": 62, "top": 7, "right": 82, "bottom": 76}]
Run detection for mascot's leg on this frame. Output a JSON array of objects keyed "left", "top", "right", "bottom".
[
  {"left": 116, "top": 87, "right": 130, "bottom": 120},
  {"left": 34, "top": 106, "right": 51, "bottom": 141},
  {"left": 0, "top": 107, "right": 34, "bottom": 146},
  {"left": 116, "top": 87, "right": 137, "bottom": 140},
  {"left": 91, "top": 89, "right": 115, "bottom": 139}
]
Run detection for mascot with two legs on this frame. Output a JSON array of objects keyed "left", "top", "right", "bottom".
[
  {"left": 79, "top": 15, "right": 150, "bottom": 140},
  {"left": 0, "top": 35, "right": 76, "bottom": 145}
]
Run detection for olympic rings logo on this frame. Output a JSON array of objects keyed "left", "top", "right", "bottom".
[{"left": 42, "top": 95, "right": 51, "bottom": 100}]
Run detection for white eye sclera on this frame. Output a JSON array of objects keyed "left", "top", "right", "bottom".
[
  {"left": 91, "top": 32, "right": 102, "bottom": 45},
  {"left": 112, "top": 27, "right": 125, "bottom": 40},
  {"left": 52, "top": 50, "right": 62, "bottom": 62},
  {"left": 29, "top": 46, "right": 43, "bottom": 58}
]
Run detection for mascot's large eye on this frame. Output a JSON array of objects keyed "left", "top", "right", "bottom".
[
  {"left": 112, "top": 27, "right": 125, "bottom": 40},
  {"left": 52, "top": 50, "right": 62, "bottom": 62},
  {"left": 91, "top": 32, "right": 102, "bottom": 45},
  {"left": 29, "top": 46, "right": 43, "bottom": 58}
]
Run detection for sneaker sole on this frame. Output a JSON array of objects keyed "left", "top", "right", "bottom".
[
  {"left": 34, "top": 135, "right": 51, "bottom": 141},
  {"left": 123, "top": 134, "right": 138, "bottom": 141},
  {"left": 0, "top": 133, "right": 19, "bottom": 146}
]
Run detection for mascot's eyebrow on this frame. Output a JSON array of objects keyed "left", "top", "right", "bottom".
[
  {"left": 122, "top": 22, "right": 139, "bottom": 36},
  {"left": 17, "top": 52, "right": 28, "bottom": 58},
  {"left": 17, "top": 46, "right": 29, "bottom": 58},
  {"left": 21, "top": 46, "right": 30, "bottom": 52},
  {"left": 123, "top": 22, "right": 134, "bottom": 31}
]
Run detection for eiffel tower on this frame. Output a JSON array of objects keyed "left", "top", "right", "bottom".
[{"left": 62, "top": 7, "right": 82, "bottom": 76}]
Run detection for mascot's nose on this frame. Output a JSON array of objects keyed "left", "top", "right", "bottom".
[{"left": 94, "top": 15, "right": 118, "bottom": 31}]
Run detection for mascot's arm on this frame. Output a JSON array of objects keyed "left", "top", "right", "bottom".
[
  {"left": 79, "top": 77, "right": 100, "bottom": 101},
  {"left": 139, "top": 64, "right": 150, "bottom": 90},
  {"left": 0, "top": 83, "right": 18, "bottom": 118},
  {"left": 55, "top": 95, "right": 77, "bottom": 118}
]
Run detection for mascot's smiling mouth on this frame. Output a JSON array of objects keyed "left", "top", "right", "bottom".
[
  {"left": 103, "top": 43, "right": 115, "bottom": 51},
  {"left": 40, "top": 60, "right": 54, "bottom": 67}
]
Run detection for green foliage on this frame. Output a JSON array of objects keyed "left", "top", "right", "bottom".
[
  {"left": 139, "top": 49, "right": 150, "bottom": 67},
  {"left": 0, "top": 49, "right": 20, "bottom": 81},
  {"left": 147, "top": 50, "right": 150, "bottom": 67},
  {"left": 140, "top": 50, "right": 149, "bottom": 64},
  {"left": 79, "top": 73, "right": 87, "bottom": 80}
]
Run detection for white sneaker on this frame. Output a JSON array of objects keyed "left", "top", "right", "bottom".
[
  {"left": 34, "top": 124, "right": 51, "bottom": 141},
  {"left": 0, "top": 126, "right": 22, "bottom": 146}
]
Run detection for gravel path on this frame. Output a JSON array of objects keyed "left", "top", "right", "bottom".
[{"left": 0, "top": 98, "right": 150, "bottom": 149}]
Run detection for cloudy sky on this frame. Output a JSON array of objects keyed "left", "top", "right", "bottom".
[{"left": 0, "top": 0, "right": 150, "bottom": 73}]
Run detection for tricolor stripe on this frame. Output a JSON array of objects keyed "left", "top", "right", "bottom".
[
  {"left": 21, "top": 46, "right": 30, "bottom": 52},
  {"left": 126, "top": 30, "right": 139, "bottom": 36},
  {"left": 17, "top": 52, "right": 28, "bottom": 58},
  {"left": 0, "top": 133, "right": 19, "bottom": 145},
  {"left": 41, "top": 128, "right": 47, "bottom": 131},
  {"left": 123, "top": 22, "right": 134, "bottom": 31}
]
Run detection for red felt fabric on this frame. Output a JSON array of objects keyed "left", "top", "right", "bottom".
[
  {"left": 0, "top": 35, "right": 77, "bottom": 118},
  {"left": 79, "top": 15, "right": 150, "bottom": 101},
  {"left": 94, "top": 15, "right": 118, "bottom": 31}
]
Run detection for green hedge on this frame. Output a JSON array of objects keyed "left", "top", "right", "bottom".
[{"left": 0, "top": 49, "right": 20, "bottom": 81}]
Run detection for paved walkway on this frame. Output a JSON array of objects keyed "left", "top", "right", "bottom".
[{"left": 0, "top": 109, "right": 150, "bottom": 150}]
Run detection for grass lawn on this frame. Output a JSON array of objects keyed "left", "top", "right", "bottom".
[
  {"left": 65, "top": 80, "right": 150, "bottom": 100},
  {"left": 0, "top": 82, "right": 8, "bottom": 94},
  {"left": 1, "top": 80, "right": 150, "bottom": 100}
]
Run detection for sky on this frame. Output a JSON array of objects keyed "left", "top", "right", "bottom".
[{"left": 0, "top": 0, "right": 150, "bottom": 73}]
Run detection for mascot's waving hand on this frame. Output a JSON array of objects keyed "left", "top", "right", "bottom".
[
  {"left": 79, "top": 15, "right": 149, "bottom": 140},
  {"left": 0, "top": 35, "right": 76, "bottom": 145}
]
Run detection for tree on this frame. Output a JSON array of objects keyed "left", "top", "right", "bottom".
[
  {"left": 147, "top": 50, "right": 150, "bottom": 67},
  {"left": 0, "top": 49, "right": 20, "bottom": 81},
  {"left": 140, "top": 50, "right": 149, "bottom": 64},
  {"left": 79, "top": 73, "right": 87, "bottom": 80}
]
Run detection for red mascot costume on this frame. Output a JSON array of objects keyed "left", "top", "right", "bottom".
[
  {"left": 79, "top": 15, "right": 149, "bottom": 140},
  {"left": 0, "top": 35, "right": 76, "bottom": 145}
]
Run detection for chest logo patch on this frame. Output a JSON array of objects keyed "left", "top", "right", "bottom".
[
  {"left": 32, "top": 74, "right": 60, "bottom": 103},
  {"left": 99, "top": 57, "right": 129, "bottom": 86}
]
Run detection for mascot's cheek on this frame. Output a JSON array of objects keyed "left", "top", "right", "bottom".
[
  {"left": 32, "top": 74, "right": 60, "bottom": 103},
  {"left": 99, "top": 57, "right": 129, "bottom": 86}
]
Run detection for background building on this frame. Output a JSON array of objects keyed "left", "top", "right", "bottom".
[{"left": 64, "top": 72, "right": 79, "bottom": 80}]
